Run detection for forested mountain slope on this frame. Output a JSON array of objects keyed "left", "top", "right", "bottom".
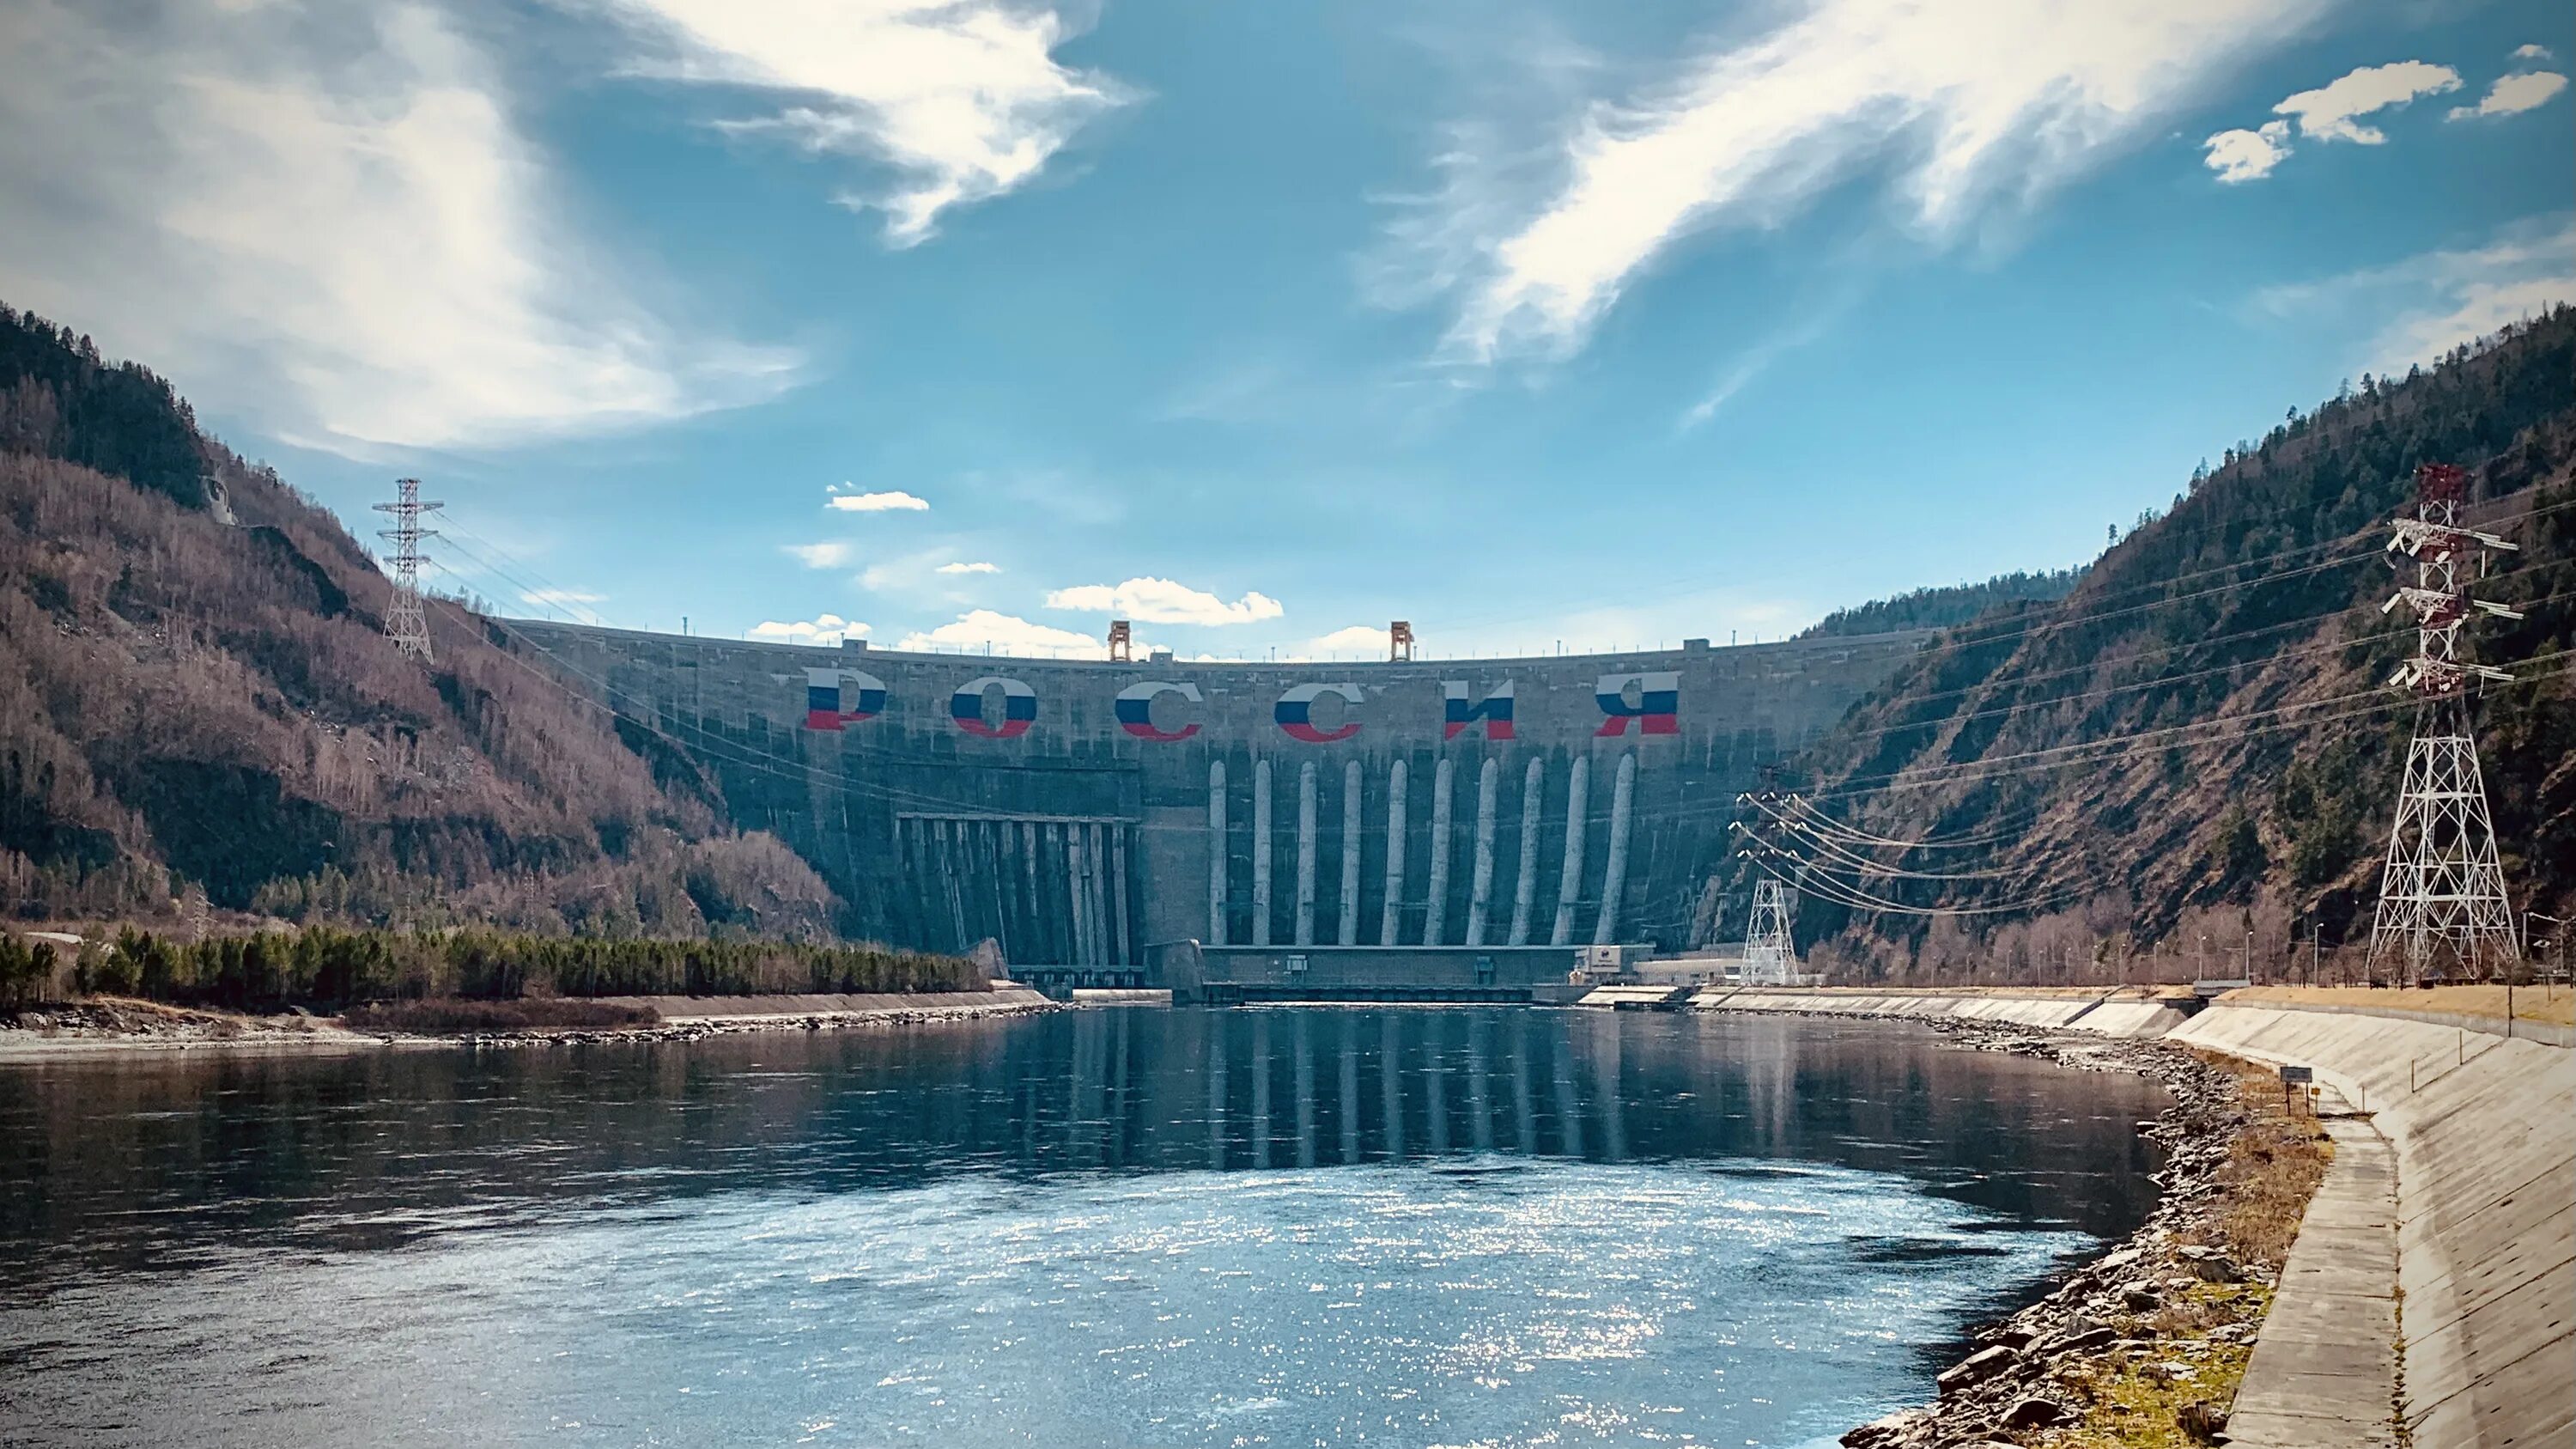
[
  {"left": 1775, "top": 307, "right": 2575, "bottom": 981},
  {"left": 1798, "top": 567, "right": 2087, "bottom": 640},
  {"left": 0, "top": 305, "right": 841, "bottom": 939}
]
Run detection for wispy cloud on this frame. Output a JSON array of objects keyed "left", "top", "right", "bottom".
[
  {"left": 2255, "top": 215, "right": 2575, "bottom": 372},
  {"left": 826, "top": 487, "right": 930, "bottom": 513},
  {"left": 895, "top": 609, "right": 1109, "bottom": 656},
  {"left": 1680, "top": 301, "right": 1851, "bottom": 429},
  {"left": 519, "top": 586, "right": 610, "bottom": 624},
  {"left": 2448, "top": 70, "right": 2569, "bottom": 120},
  {"left": 856, "top": 545, "right": 988, "bottom": 595},
  {"left": 1391, "top": 0, "right": 2325, "bottom": 362},
  {"left": 2512, "top": 45, "right": 2555, "bottom": 62},
  {"left": 784, "top": 542, "right": 852, "bottom": 568},
  {"left": 0, "top": 0, "right": 797, "bottom": 456},
  {"left": 1044, "top": 576, "right": 1285, "bottom": 625},
  {"left": 749, "top": 612, "right": 866, "bottom": 645},
  {"left": 598, "top": 0, "right": 1130, "bottom": 246}
]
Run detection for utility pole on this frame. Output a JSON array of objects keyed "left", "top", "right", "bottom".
[
  {"left": 373, "top": 478, "right": 442, "bottom": 661},
  {"left": 2367, "top": 463, "right": 2524, "bottom": 985},
  {"left": 2528, "top": 912, "right": 2565, "bottom": 999}
]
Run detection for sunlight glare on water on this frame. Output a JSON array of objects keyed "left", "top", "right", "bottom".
[{"left": 0, "top": 1010, "right": 2164, "bottom": 1447}]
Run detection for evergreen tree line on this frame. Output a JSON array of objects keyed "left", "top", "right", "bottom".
[
  {"left": 34, "top": 926, "right": 981, "bottom": 1012},
  {"left": 1799, "top": 567, "right": 2089, "bottom": 640}
]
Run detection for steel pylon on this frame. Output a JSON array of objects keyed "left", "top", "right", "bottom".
[
  {"left": 1743, "top": 879, "right": 1797, "bottom": 985},
  {"left": 373, "top": 477, "right": 442, "bottom": 661},
  {"left": 2366, "top": 464, "right": 2521, "bottom": 983}
]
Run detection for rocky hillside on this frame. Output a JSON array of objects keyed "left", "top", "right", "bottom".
[
  {"left": 1771, "top": 307, "right": 2575, "bottom": 981},
  {"left": 0, "top": 304, "right": 843, "bottom": 940}
]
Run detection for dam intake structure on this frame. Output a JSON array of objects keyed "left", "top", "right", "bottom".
[{"left": 507, "top": 624, "right": 1925, "bottom": 973}]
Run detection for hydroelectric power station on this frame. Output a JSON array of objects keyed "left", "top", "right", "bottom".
[{"left": 509, "top": 623, "right": 1924, "bottom": 997}]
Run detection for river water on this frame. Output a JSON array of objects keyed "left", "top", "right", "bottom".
[{"left": 0, "top": 1008, "right": 2164, "bottom": 1448}]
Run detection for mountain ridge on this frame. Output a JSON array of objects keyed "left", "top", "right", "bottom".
[
  {"left": 1769, "top": 305, "right": 2576, "bottom": 981},
  {"left": 0, "top": 303, "right": 848, "bottom": 940}
]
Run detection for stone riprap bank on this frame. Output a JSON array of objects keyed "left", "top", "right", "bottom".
[
  {"left": 507, "top": 624, "right": 1923, "bottom": 963},
  {"left": 1702, "top": 990, "right": 2573, "bottom": 1449}
]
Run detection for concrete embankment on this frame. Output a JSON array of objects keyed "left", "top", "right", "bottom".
[
  {"left": 1701, "top": 989, "right": 2573, "bottom": 1449},
  {"left": 1701, "top": 987, "right": 2190, "bottom": 1038},
  {"left": 2171, "top": 1006, "right": 2574, "bottom": 1448}
]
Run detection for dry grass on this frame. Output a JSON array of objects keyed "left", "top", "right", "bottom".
[
  {"left": 2227, "top": 983, "right": 2575, "bottom": 1026},
  {"left": 2050, "top": 1287, "right": 2265, "bottom": 1449},
  {"left": 2034, "top": 1052, "right": 2333, "bottom": 1447},
  {"left": 2188, "top": 1051, "right": 2336, "bottom": 1269},
  {"left": 340, "top": 998, "right": 660, "bottom": 1034},
  {"left": 9, "top": 995, "right": 329, "bottom": 1038}
]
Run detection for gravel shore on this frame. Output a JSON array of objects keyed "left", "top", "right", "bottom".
[
  {"left": 0, "top": 994, "right": 1062, "bottom": 1059},
  {"left": 1840, "top": 1018, "right": 2318, "bottom": 1449}
]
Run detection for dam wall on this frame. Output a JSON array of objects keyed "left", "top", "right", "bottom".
[{"left": 505, "top": 622, "right": 1925, "bottom": 963}]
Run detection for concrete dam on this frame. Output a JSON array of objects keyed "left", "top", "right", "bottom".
[{"left": 508, "top": 624, "right": 1925, "bottom": 983}]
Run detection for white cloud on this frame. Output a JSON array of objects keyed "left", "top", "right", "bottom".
[
  {"left": 2203, "top": 120, "right": 2293, "bottom": 183},
  {"left": 2447, "top": 70, "right": 2570, "bottom": 120},
  {"left": 1043, "top": 576, "right": 1286, "bottom": 626},
  {"left": 2255, "top": 216, "right": 2574, "bottom": 373},
  {"left": 895, "top": 609, "right": 1109, "bottom": 656},
  {"left": 749, "top": 612, "right": 866, "bottom": 644},
  {"left": 600, "top": 0, "right": 1129, "bottom": 246},
  {"left": 1304, "top": 624, "right": 1394, "bottom": 657},
  {"left": 826, "top": 489, "right": 930, "bottom": 513},
  {"left": 1396, "top": 0, "right": 2327, "bottom": 362},
  {"left": 783, "top": 542, "right": 852, "bottom": 568},
  {"left": 2274, "top": 60, "right": 2460, "bottom": 143},
  {"left": 2512, "top": 45, "right": 2554, "bottom": 62},
  {"left": 0, "top": 0, "right": 796, "bottom": 455},
  {"left": 936, "top": 560, "right": 1001, "bottom": 575}
]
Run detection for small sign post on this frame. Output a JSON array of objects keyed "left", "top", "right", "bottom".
[{"left": 2279, "top": 1063, "right": 2314, "bottom": 1114}]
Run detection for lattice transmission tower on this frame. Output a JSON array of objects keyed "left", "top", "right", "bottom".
[
  {"left": 1742, "top": 879, "right": 1798, "bottom": 985},
  {"left": 373, "top": 477, "right": 443, "bottom": 661},
  {"left": 2366, "top": 463, "right": 2523, "bottom": 983}
]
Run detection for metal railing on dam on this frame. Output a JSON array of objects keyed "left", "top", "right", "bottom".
[{"left": 504, "top": 622, "right": 1926, "bottom": 964}]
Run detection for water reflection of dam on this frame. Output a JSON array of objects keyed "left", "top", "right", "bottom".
[
  {"left": 1006, "top": 1011, "right": 2161, "bottom": 1235},
  {"left": 3, "top": 1012, "right": 2166, "bottom": 1259}
]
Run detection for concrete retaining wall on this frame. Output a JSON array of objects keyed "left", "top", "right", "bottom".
[
  {"left": 1697, "top": 989, "right": 2188, "bottom": 1038},
  {"left": 2170, "top": 1005, "right": 2575, "bottom": 1449},
  {"left": 1701, "top": 988, "right": 2571, "bottom": 1448}
]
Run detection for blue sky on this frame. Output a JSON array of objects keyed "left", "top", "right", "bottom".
[{"left": 3, "top": 0, "right": 2567, "bottom": 660}]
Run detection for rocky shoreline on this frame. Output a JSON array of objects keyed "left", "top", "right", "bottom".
[
  {"left": 1839, "top": 1018, "right": 2307, "bottom": 1449},
  {"left": 0, "top": 995, "right": 1063, "bottom": 1057},
  {"left": 437, "top": 999, "right": 1065, "bottom": 1048}
]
